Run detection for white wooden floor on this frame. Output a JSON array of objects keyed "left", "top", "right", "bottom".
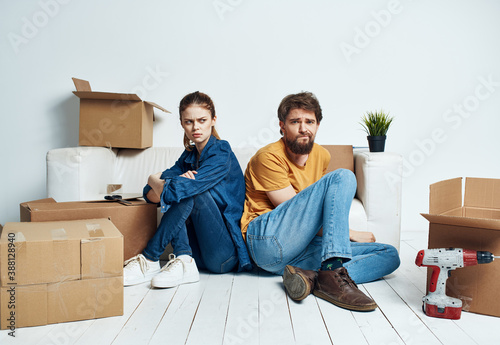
[{"left": 2, "top": 230, "right": 500, "bottom": 345}]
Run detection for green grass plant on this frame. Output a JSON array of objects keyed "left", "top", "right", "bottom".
[{"left": 360, "top": 110, "right": 394, "bottom": 136}]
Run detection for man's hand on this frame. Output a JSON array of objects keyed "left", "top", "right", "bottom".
[
  {"left": 349, "top": 229, "right": 376, "bottom": 243},
  {"left": 180, "top": 170, "right": 197, "bottom": 180}
]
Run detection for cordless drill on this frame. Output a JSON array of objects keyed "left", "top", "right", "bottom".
[{"left": 415, "top": 248, "right": 498, "bottom": 320}]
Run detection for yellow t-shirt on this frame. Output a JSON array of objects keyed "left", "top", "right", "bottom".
[{"left": 240, "top": 139, "right": 330, "bottom": 240}]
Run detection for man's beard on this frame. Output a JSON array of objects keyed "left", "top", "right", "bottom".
[{"left": 284, "top": 134, "right": 315, "bottom": 155}]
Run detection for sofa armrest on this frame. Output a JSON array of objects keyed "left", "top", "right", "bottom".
[
  {"left": 46, "top": 147, "right": 117, "bottom": 202},
  {"left": 353, "top": 150, "right": 403, "bottom": 251}
]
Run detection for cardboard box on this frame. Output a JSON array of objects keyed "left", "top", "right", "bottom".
[
  {"left": 20, "top": 198, "right": 157, "bottom": 261},
  {"left": 0, "top": 219, "right": 123, "bottom": 329},
  {"left": 0, "top": 276, "right": 123, "bottom": 330},
  {"left": 0, "top": 219, "right": 123, "bottom": 286},
  {"left": 421, "top": 177, "right": 500, "bottom": 317},
  {"left": 322, "top": 145, "right": 354, "bottom": 173},
  {"left": 72, "top": 78, "right": 170, "bottom": 149}
]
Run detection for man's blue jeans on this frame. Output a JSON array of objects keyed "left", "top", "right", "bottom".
[
  {"left": 246, "top": 169, "right": 400, "bottom": 284},
  {"left": 143, "top": 191, "right": 238, "bottom": 273}
]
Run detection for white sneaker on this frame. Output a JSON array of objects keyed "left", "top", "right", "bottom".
[
  {"left": 123, "top": 254, "right": 160, "bottom": 286},
  {"left": 151, "top": 254, "right": 200, "bottom": 288}
]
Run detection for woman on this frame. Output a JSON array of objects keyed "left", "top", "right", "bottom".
[{"left": 123, "top": 91, "right": 252, "bottom": 288}]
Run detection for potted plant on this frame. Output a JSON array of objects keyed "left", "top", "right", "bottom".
[{"left": 360, "top": 110, "right": 394, "bottom": 152}]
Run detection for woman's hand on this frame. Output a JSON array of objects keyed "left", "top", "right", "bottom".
[
  {"left": 180, "top": 170, "right": 198, "bottom": 180},
  {"left": 349, "top": 229, "right": 376, "bottom": 243}
]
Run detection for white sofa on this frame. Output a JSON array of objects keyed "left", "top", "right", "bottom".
[{"left": 46, "top": 146, "right": 403, "bottom": 251}]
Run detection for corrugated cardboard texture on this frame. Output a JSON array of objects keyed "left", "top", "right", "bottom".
[
  {"left": 20, "top": 198, "right": 156, "bottom": 261},
  {"left": 424, "top": 177, "right": 500, "bottom": 317},
  {"left": 47, "top": 276, "right": 123, "bottom": 324},
  {"left": 72, "top": 78, "right": 169, "bottom": 149},
  {"left": 1, "top": 284, "right": 48, "bottom": 329},
  {"left": 429, "top": 177, "right": 463, "bottom": 215},
  {"left": 81, "top": 237, "right": 123, "bottom": 279},
  {"left": 0, "top": 277, "right": 123, "bottom": 329},
  {"left": 0, "top": 219, "right": 123, "bottom": 286},
  {"left": 79, "top": 99, "right": 150, "bottom": 148},
  {"left": 427, "top": 222, "right": 500, "bottom": 317},
  {"left": 465, "top": 177, "right": 500, "bottom": 209},
  {"left": 322, "top": 145, "right": 354, "bottom": 173}
]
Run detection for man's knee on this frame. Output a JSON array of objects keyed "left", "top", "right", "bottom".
[{"left": 324, "top": 168, "right": 356, "bottom": 187}]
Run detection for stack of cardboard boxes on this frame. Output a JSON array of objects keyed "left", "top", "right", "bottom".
[
  {"left": 0, "top": 79, "right": 169, "bottom": 329},
  {"left": 0, "top": 219, "right": 123, "bottom": 329}
]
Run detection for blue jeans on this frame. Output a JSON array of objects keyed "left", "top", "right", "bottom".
[
  {"left": 246, "top": 169, "right": 400, "bottom": 284},
  {"left": 143, "top": 191, "right": 238, "bottom": 273}
]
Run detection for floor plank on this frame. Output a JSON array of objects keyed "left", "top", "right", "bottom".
[
  {"left": 111, "top": 284, "right": 178, "bottom": 345},
  {"left": 397, "top": 240, "right": 427, "bottom": 294},
  {"left": 222, "top": 271, "right": 260, "bottom": 345},
  {"left": 147, "top": 273, "right": 210, "bottom": 345},
  {"left": 185, "top": 273, "right": 234, "bottom": 345},
  {"left": 255, "top": 271, "right": 295, "bottom": 345},
  {"left": 1, "top": 324, "right": 56, "bottom": 345},
  {"left": 287, "top": 293, "right": 332, "bottom": 345},
  {"left": 364, "top": 278, "right": 441, "bottom": 345},
  {"left": 72, "top": 281, "right": 153, "bottom": 345},
  {"left": 352, "top": 285, "right": 406, "bottom": 345},
  {"left": 316, "top": 297, "right": 369, "bottom": 345}
]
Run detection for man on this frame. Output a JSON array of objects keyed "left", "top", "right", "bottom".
[{"left": 240, "top": 92, "right": 400, "bottom": 311}]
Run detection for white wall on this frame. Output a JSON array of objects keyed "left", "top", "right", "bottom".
[{"left": 1, "top": 0, "right": 499, "bottom": 233}]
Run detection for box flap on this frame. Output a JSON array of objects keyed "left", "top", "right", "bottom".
[
  {"left": 465, "top": 177, "right": 500, "bottom": 209},
  {"left": 72, "top": 78, "right": 92, "bottom": 92},
  {"left": 73, "top": 91, "right": 142, "bottom": 101},
  {"left": 322, "top": 145, "right": 354, "bottom": 173},
  {"left": 421, "top": 213, "right": 500, "bottom": 231},
  {"left": 21, "top": 198, "right": 56, "bottom": 206},
  {"left": 144, "top": 101, "right": 171, "bottom": 113},
  {"left": 429, "top": 177, "right": 463, "bottom": 214}
]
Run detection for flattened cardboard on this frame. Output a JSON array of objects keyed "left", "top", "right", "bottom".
[
  {"left": 72, "top": 78, "right": 170, "bottom": 149},
  {"left": 322, "top": 145, "right": 354, "bottom": 173},
  {"left": 423, "top": 177, "right": 500, "bottom": 317},
  {"left": 20, "top": 198, "right": 156, "bottom": 260},
  {"left": 0, "top": 219, "right": 123, "bottom": 286}
]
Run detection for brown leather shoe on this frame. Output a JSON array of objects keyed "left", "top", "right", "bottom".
[
  {"left": 313, "top": 267, "right": 377, "bottom": 311},
  {"left": 282, "top": 265, "right": 318, "bottom": 301}
]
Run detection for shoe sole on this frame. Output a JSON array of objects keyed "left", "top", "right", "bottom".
[
  {"left": 151, "top": 273, "right": 200, "bottom": 289},
  {"left": 283, "top": 265, "right": 311, "bottom": 301},
  {"left": 313, "top": 289, "right": 378, "bottom": 311}
]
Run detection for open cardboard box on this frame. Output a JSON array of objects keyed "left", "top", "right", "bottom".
[
  {"left": 421, "top": 177, "right": 500, "bottom": 317},
  {"left": 0, "top": 218, "right": 123, "bottom": 329},
  {"left": 72, "top": 78, "right": 170, "bottom": 149},
  {"left": 20, "top": 198, "right": 157, "bottom": 261}
]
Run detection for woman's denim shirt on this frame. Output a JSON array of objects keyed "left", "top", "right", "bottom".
[{"left": 143, "top": 136, "right": 252, "bottom": 272}]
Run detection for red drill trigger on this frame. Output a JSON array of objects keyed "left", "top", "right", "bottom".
[{"left": 428, "top": 265, "right": 440, "bottom": 293}]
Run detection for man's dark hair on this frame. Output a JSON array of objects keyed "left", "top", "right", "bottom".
[{"left": 277, "top": 92, "right": 323, "bottom": 135}]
